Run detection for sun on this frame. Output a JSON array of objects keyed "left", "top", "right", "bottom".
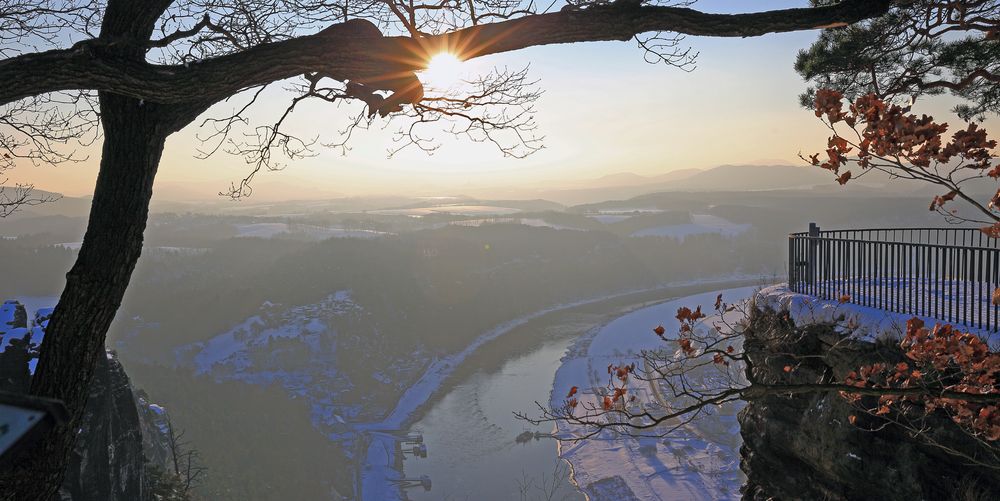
[{"left": 420, "top": 52, "right": 466, "bottom": 89}]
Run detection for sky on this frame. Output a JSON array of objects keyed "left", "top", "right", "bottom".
[{"left": 8, "top": 0, "right": 999, "bottom": 201}]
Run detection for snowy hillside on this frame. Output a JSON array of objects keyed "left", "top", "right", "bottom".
[{"left": 175, "top": 291, "right": 428, "bottom": 430}]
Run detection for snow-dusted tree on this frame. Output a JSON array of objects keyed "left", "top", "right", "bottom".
[{"left": 0, "top": 0, "right": 896, "bottom": 497}]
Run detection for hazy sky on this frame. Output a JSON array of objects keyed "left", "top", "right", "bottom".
[{"left": 9, "top": 0, "right": 999, "bottom": 200}]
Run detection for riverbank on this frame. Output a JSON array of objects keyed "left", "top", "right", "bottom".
[{"left": 362, "top": 277, "right": 765, "bottom": 500}]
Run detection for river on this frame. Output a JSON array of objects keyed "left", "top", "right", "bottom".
[
  {"left": 405, "top": 336, "right": 582, "bottom": 501},
  {"left": 397, "top": 281, "right": 759, "bottom": 501}
]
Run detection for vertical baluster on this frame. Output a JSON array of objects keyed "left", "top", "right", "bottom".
[
  {"left": 978, "top": 247, "right": 984, "bottom": 329},
  {"left": 788, "top": 235, "right": 794, "bottom": 290},
  {"left": 899, "top": 242, "right": 905, "bottom": 314},
  {"left": 963, "top": 247, "right": 969, "bottom": 328},
  {"left": 870, "top": 239, "right": 875, "bottom": 308},
  {"left": 921, "top": 243, "right": 927, "bottom": 319},
  {"left": 950, "top": 246, "right": 955, "bottom": 325},
  {"left": 851, "top": 238, "right": 856, "bottom": 301},
  {"left": 987, "top": 247, "right": 992, "bottom": 331},
  {"left": 825, "top": 238, "right": 831, "bottom": 300},
  {"left": 883, "top": 242, "right": 889, "bottom": 311},
  {"left": 889, "top": 243, "right": 902, "bottom": 311},
  {"left": 879, "top": 241, "right": 884, "bottom": 311},
  {"left": 989, "top": 249, "right": 1000, "bottom": 330},
  {"left": 937, "top": 244, "right": 942, "bottom": 323},
  {"left": 907, "top": 243, "right": 913, "bottom": 317},
  {"left": 874, "top": 240, "right": 879, "bottom": 309}
]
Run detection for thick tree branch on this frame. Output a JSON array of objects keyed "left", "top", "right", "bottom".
[{"left": 0, "top": 0, "right": 894, "bottom": 107}]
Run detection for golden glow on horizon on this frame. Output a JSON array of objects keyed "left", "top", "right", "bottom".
[
  {"left": 15, "top": 36, "right": 999, "bottom": 201},
  {"left": 420, "top": 52, "right": 466, "bottom": 89}
]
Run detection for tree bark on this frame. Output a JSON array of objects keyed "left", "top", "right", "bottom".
[
  {"left": 0, "top": 0, "right": 895, "bottom": 107},
  {"left": 0, "top": 93, "right": 169, "bottom": 501}
]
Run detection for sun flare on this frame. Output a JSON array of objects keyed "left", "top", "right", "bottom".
[{"left": 420, "top": 52, "right": 466, "bottom": 89}]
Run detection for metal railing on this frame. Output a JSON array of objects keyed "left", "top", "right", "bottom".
[{"left": 788, "top": 223, "right": 1000, "bottom": 332}]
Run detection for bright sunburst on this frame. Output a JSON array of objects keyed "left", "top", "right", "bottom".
[{"left": 420, "top": 52, "right": 466, "bottom": 89}]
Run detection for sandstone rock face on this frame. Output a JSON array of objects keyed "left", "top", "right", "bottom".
[
  {"left": 0, "top": 298, "right": 174, "bottom": 501},
  {"left": 739, "top": 308, "right": 1000, "bottom": 501},
  {"left": 135, "top": 389, "right": 174, "bottom": 470},
  {"left": 61, "top": 351, "right": 150, "bottom": 501}
]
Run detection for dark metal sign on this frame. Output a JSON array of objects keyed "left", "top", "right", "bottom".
[{"left": 0, "top": 391, "right": 67, "bottom": 467}]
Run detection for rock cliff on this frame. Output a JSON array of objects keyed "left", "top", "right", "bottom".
[
  {"left": 0, "top": 300, "right": 178, "bottom": 501},
  {"left": 740, "top": 305, "right": 1000, "bottom": 500}
]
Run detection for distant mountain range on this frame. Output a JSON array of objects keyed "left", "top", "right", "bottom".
[
  {"left": 527, "top": 165, "right": 838, "bottom": 204},
  {"left": 10, "top": 163, "right": 977, "bottom": 219}
]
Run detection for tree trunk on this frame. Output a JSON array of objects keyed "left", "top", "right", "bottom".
[{"left": 1, "top": 93, "right": 169, "bottom": 500}]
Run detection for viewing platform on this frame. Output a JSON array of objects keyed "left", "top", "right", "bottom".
[{"left": 788, "top": 224, "right": 1000, "bottom": 332}]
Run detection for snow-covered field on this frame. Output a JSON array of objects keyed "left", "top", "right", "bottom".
[
  {"left": 55, "top": 242, "right": 207, "bottom": 254},
  {"left": 448, "top": 217, "right": 582, "bottom": 231},
  {"left": 589, "top": 214, "right": 632, "bottom": 224},
  {"left": 630, "top": 214, "right": 750, "bottom": 240},
  {"left": 586, "top": 209, "right": 664, "bottom": 225},
  {"left": 235, "top": 222, "right": 391, "bottom": 240},
  {"left": 368, "top": 205, "right": 522, "bottom": 217},
  {"left": 551, "top": 287, "right": 757, "bottom": 501},
  {"left": 520, "top": 218, "right": 582, "bottom": 231}
]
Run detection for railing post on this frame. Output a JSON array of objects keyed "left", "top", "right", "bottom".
[
  {"left": 807, "top": 222, "right": 820, "bottom": 286},
  {"left": 788, "top": 234, "right": 795, "bottom": 290}
]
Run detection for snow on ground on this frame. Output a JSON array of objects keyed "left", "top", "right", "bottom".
[
  {"left": 361, "top": 433, "right": 404, "bottom": 501},
  {"left": 449, "top": 217, "right": 582, "bottom": 231},
  {"left": 519, "top": 218, "right": 582, "bottom": 231},
  {"left": 551, "top": 286, "right": 757, "bottom": 501},
  {"left": 630, "top": 214, "right": 750, "bottom": 240},
  {"left": 589, "top": 214, "right": 632, "bottom": 224},
  {"left": 55, "top": 242, "right": 207, "bottom": 254},
  {"left": 791, "top": 278, "right": 1000, "bottom": 334},
  {"left": 448, "top": 217, "right": 517, "bottom": 227},
  {"left": 368, "top": 205, "right": 522, "bottom": 217},
  {"left": 234, "top": 222, "right": 289, "bottom": 238},
  {"left": 755, "top": 284, "right": 997, "bottom": 343},
  {"left": 181, "top": 290, "right": 356, "bottom": 374},
  {"left": 586, "top": 209, "right": 664, "bottom": 225},
  {"left": 235, "top": 222, "right": 391, "bottom": 240},
  {"left": 176, "top": 290, "right": 375, "bottom": 429}
]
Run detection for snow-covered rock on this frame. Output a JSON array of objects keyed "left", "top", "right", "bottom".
[{"left": 754, "top": 284, "right": 996, "bottom": 343}]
